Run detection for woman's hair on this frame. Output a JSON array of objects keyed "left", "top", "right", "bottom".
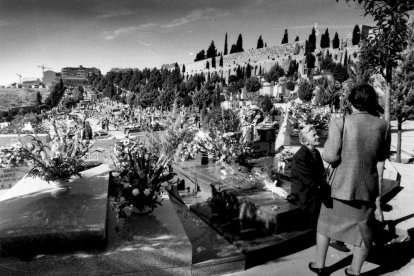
[
  {"left": 348, "top": 83, "right": 379, "bottom": 116},
  {"left": 299, "top": 125, "right": 316, "bottom": 145}
]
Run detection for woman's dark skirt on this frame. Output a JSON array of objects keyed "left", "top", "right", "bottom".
[{"left": 317, "top": 198, "right": 374, "bottom": 247}]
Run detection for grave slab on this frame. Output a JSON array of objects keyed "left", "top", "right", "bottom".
[{"left": 0, "top": 164, "right": 110, "bottom": 256}]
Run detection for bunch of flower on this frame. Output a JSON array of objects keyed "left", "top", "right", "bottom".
[
  {"left": 279, "top": 149, "right": 294, "bottom": 163},
  {"left": 239, "top": 105, "right": 264, "bottom": 127},
  {"left": 176, "top": 126, "right": 253, "bottom": 168},
  {"left": 110, "top": 138, "right": 175, "bottom": 217},
  {"left": 0, "top": 144, "right": 28, "bottom": 168},
  {"left": 0, "top": 118, "right": 94, "bottom": 182},
  {"left": 288, "top": 103, "right": 330, "bottom": 135}
]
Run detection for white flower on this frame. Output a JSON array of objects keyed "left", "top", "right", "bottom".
[
  {"left": 132, "top": 188, "right": 140, "bottom": 196},
  {"left": 119, "top": 197, "right": 126, "bottom": 204},
  {"left": 143, "top": 189, "right": 150, "bottom": 196}
]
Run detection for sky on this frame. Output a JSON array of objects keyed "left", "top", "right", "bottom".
[{"left": 0, "top": 0, "right": 374, "bottom": 86}]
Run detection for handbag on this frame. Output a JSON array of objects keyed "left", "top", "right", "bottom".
[{"left": 318, "top": 116, "right": 345, "bottom": 206}]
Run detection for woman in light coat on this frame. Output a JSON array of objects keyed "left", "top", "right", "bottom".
[{"left": 309, "top": 83, "right": 391, "bottom": 276}]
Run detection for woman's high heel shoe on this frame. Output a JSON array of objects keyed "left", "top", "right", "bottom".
[
  {"left": 345, "top": 268, "right": 359, "bottom": 276},
  {"left": 308, "top": 262, "right": 328, "bottom": 276}
]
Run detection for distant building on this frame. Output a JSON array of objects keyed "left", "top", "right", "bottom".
[
  {"left": 110, "top": 68, "right": 133, "bottom": 73},
  {"left": 43, "top": 70, "right": 59, "bottom": 87},
  {"left": 21, "top": 78, "right": 43, "bottom": 88},
  {"left": 161, "top": 63, "right": 176, "bottom": 71},
  {"left": 61, "top": 65, "right": 101, "bottom": 80}
]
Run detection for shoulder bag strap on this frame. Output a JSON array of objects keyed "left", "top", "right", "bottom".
[{"left": 325, "top": 116, "right": 345, "bottom": 183}]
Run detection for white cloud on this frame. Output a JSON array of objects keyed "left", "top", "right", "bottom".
[
  {"left": 162, "top": 8, "right": 228, "bottom": 28},
  {"left": 103, "top": 23, "right": 158, "bottom": 40}
]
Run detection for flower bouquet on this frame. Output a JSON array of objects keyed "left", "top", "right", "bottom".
[
  {"left": 110, "top": 138, "right": 175, "bottom": 217},
  {"left": 0, "top": 119, "right": 95, "bottom": 186},
  {"left": 288, "top": 103, "right": 330, "bottom": 135}
]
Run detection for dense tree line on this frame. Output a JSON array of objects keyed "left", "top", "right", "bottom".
[{"left": 88, "top": 64, "right": 227, "bottom": 110}]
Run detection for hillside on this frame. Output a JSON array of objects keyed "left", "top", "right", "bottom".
[{"left": 0, "top": 88, "right": 49, "bottom": 111}]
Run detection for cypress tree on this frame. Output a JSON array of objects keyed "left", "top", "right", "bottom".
[
  {"left": 295, "top": 36, "right": 299, "bottom": 42},
  {"left": 206, "top": 61, "right": 210, "bottom": 69},
  {"left": 344, "top": 49, "right": 348, "bottom": 66},
  {"left": 246, "top": 64, "right": 252, "bottom": 78},
  {"left": 182, "top": 64, "right": 185, "bottom": 73},
  {"left": 333, "top": 32, "right": 340, "bottom": 49},
  {"left": 224, "top": 33, "right": 228, "bottom": 55},
  {"left": 309, "top": 28, "right": 316, "bottom": 52},
  {"left": 352, "top": 25, "right": 361, "bottom": 46},
  {"left": 257, "top": 35, "right": 264, "bottom": 49},
  {"left": 320, "top": 28, "right": 330, "bottom": 48},
  {"left": 236, "top": 34, "right": 244, "bottom": 52},
  {"left": 206, "top": 40, "right": 217, "bottom": 59},
  {"left": 320, "top": 33, "right": 326, "bottom": 48},
  {"left": 281, "top": 29, "right": 289, "bottom": 44},
  {"left": 219, "top": 55, "right": 223, "bottom": 67},
  {"left": 212, "top": 57, "right": 216, "bottom": 68}
]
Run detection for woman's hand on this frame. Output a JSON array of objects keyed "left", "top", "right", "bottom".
[{"left": 374, "top": 207, "right": 384, "bottom": 223}]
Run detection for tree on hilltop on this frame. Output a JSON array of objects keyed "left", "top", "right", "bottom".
[
  {"left": 236, "top": 34, "right": 244, "bottom": 52},
  {"left": 308, "top": 27, "right": 317, "bottom": 52},
  {"left": 182, "top": 64, "right": 186, "bottom": 73},
  {"left": 257, "top": 35, "right": 264, "bottom": 49},
  {"left": 332, "top": 32, "right": 340, "bottom": 49},
  {"left": 295, "top": 36, "right": 299, "bottom": 42},
  {"left": 352, "top": 24, "right": 361, "bottom": 46},
  {"left": 230, "top": 44, "right": 238, "bottom": 54},
  {"left": 206, "top": 40, "right": 217, "bottom": 59},
  {"left": 206, "top": 60, "right": 210, "bottom": 69},
  {"left": 219, "top": 55, "right": 223, "bottom": 67},
  {"left": 281, "top": 29, "right": 289, "bottom": 44},
  {"left": 194, "top": 49, "right": 206, "bottom": 61},
  {"left": 224, "top": 33, "right": 228, "bottom": 55},
  {"left": 320, "top": 28, "right": 330, "bottom": 48}
]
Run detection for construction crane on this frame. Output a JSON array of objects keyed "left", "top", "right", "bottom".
[
  {"left": 16, "top": 74, "right": 22, "bottom": 84},
  {"left": 38, "top": 64, "right": 52, "bottom": 73}
]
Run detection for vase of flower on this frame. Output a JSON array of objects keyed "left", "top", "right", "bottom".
[{"left": 53, "top": 179, "right": 70, "bottom": 190}]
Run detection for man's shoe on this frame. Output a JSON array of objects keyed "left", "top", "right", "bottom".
[{"left": 330, "top": 241, "right": 350, "bottom": 252}]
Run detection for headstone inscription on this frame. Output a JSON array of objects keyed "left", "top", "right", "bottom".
[{"left": 0, "top": 167, "right": 29, "bottom": 190}]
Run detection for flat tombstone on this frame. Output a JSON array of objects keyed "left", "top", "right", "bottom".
[{"left": 0, "top": 164, "right": 110, "bottom": 256}]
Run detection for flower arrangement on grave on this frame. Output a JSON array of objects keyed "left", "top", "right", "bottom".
[
  {"left": 0, "top": 118, "right": 94, "bottom": 184},
  {"left": 277, "top": 149, "right": 294, "bottom": 173},
  {"left": 239, "top": 105, "right": 264, "bottom": 142},
  {"left": 110, "top": 138, "right": 175, "bottom": 217},
  {"left": 176, "top": 126, "right": 253, "bottom": 169},
  {"left": 288, "top": 103, "right": 330, "bottom": 136},
  {"left": 279, "top": 149, "right": 294, "bottom": 163},
  {"left": 110, "top": 115, "right": 192, "bottom": 217}
]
